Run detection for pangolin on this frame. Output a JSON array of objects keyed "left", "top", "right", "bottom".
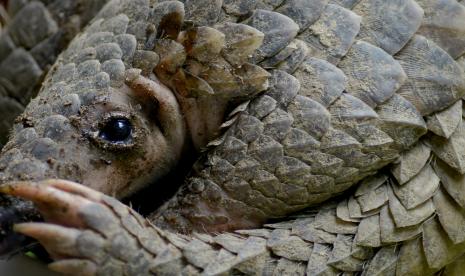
[{"left": 0, "top": 0, "right": 465, "bottom": 275}]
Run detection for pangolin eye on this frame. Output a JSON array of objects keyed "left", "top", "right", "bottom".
[{"left": 99, "top": 118, "right": 133, "bottom": 143}]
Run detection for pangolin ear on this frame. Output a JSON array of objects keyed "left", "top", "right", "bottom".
[{"left": 125, "top": 69, "right": 186, "bottom": 150}]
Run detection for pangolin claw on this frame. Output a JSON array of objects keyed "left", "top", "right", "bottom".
[
  {"left": 0, "top": 180, "right": 99, "bottom": 228},
  {"left": 1, "top": 180, "right": 127, "bottom": 275}
]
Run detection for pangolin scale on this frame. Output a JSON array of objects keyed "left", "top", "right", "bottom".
[{"left": 0, "top": 0, "right": 465, "bottom": 275}]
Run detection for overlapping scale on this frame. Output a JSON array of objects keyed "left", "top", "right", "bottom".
[{"left": 5, "top": 0, "right": 465, "bottom": 274}]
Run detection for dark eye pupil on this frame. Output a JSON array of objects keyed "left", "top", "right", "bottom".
[{"left": 99, "top": 118, "right": 132, "bottom": 143}]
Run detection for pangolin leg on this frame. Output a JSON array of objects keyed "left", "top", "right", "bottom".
[
  {"left": 0, "top": 180, "right": 160, "bottom": 275},
  {"left": 0, "top": 180, "right": 220, "bottom": 275}
]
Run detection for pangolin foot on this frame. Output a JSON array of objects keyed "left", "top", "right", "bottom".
[{"left": 0, "top": 180, "right": 162, "bottom": 276}]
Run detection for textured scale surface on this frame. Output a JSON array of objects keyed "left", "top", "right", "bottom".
[
  {"left": 0, "top": 0, "right": 109, "bottom": 146},
  {"left": 0, "top": 0, "right": 465, "bottom": 275}
]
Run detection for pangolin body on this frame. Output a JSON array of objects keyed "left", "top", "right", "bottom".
[{"left": 1, "top": 0, "right": 465, "bottom": 275}]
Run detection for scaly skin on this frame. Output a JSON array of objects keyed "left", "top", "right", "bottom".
[
  {"left": 0, "top": 0, "right": 110, "bottom": 146},
  {"left": 1, "top": 0, "right": 465, "bottom": 275}
]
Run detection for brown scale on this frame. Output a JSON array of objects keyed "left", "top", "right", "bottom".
[{"left": 0, "top": 0, "right": 465, "bottom": 275}]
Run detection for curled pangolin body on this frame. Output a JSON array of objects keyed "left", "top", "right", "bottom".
[{"left": 1, "top": 0, "right": 465, "bottom": 274}]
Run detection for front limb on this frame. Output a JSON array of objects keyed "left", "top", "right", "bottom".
[
  {"left": 6, "top": 178, "right": 463, "bottom": 275},
  {"left": 0, "top": 180, "right": 194, "bottom": 275},
  {"left": 0, "top": 180, "right": 276, "bottom": 276}
]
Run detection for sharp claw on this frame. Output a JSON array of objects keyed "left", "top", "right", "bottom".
[
  {"left": 40, "top": 179, "right": 104, "bottom": 202},
  {"left": 0, "top": 179, "right": 103, "bottom": 202},
  {"left": 0, "top": 181, "right": 91, "bottom": 227},
  {"left": 1, "top": 180, "right": 130, "bottom": 270},
  {"left": 0, "top": 181, "right": 27, "bottom": 194},
  {"left": 49, "top": 259, "right": 97, "bottom": 276},
  {"left": 14, "top": 223, "right": 80, "bottom": 259}
]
